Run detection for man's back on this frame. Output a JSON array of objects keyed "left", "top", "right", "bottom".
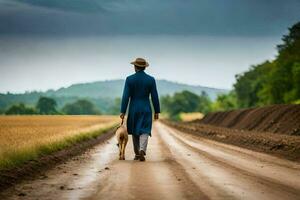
[
  {"left": 127, "top": 71, "right": 155, "bottom": 99},
  {"left": 121, "top": 70, "right": 160, "bottom": 115}
]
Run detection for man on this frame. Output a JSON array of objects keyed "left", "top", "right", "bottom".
[{"left": 120, "top": 57, "right": 160, "bottom": 162}]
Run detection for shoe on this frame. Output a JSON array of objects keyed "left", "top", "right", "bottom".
[
  {"left": 139, "top": 150, "right": 145, "bottom": 162},
  {"left": 133, "top": 155, "right": 140, "bottom": 160}
]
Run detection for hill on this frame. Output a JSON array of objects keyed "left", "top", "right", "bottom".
[
  {"left": 45, "top": 79, "right": 227, "bottom": 99},
  {"left": 0, "top": 79, "right": 228, "bottom": 114}
]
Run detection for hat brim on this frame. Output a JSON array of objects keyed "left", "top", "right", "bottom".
[{"left": 130, "top": 61, "right": 149, "bottom": 67}]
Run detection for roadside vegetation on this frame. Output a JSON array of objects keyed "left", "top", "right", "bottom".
[
  {"left": 231, "top": 21, "right": 300, "bottom": 107},
  {"left": 0, "top": 116, "right": 118, "bottom": 170},
  {"left": 161, "top": 91, "right": 212, "bottom": 120}
]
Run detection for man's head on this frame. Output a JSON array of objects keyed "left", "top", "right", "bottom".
[
  {"left": 134, "top": 65, "right": 146, "bottom": 72},
  {"left": 130, "top": 58, "right": 149, "bottom": 72}
]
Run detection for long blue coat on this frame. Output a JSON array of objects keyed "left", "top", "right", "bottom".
[{"left": 120, "top": 70, "right": 160, "bottom": 136}]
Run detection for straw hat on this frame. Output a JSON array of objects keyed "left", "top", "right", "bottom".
[{"left": 130, "top": 58, "right": 149, "bottom": 67}]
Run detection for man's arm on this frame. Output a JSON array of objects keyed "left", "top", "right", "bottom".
[
  {"left": 150, "top": 78, "right": 160, "bottom": 120},
  {"left": 120, "top": 78, "right": 130, "bottom": 119}
]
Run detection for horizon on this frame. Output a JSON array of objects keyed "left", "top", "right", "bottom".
[
  {"left": 0, "top": 78, "right": 229, "bottom": 95},
  {"left": 0, "top": 35, "right": 280, "bottom": 93}
]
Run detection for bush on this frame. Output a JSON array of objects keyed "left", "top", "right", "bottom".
[
  {"left": 212, "top": 92, "right": 238, "bottom": 112},
  {"left": 161, "top": 90, "right": 212, "bottom": 120},
  {"left": 36, "top": 97, "right": 58, "bottom": 114},
  {"left": 5, "top": 103, "right": 37, "bottom": 115},
  {"left": 62, "top": 99, "right": 100, "bottom": 115}
]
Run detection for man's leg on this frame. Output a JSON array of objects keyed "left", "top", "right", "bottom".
[
  {"left": 139, "top": 134, "right": 149, "bottom": 161},
  {"left": 132, "top": 134, "right": 140, "bottom": 159},
  {"left": 139, "top": 134, "right": 149, "bottom": 153}
]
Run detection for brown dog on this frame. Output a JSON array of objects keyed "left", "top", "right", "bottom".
[{"left": 115, "top": 124, "right": 128, "bottom": 160}]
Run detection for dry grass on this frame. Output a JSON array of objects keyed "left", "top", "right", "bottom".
[
  {"left": 179, "top": 112, "right": 204, "bottom": 122},
  {"left": 0, "top": 115, "right": 119, "bottom": 170}
]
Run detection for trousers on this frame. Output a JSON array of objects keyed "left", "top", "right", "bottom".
[{"left": 132, "top": 134, "right": 149, "bottom": 155}]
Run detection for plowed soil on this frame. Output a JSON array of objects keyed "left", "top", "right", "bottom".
[
  {"left": 163, "top": 104, "right": 300, "bottom": 161},
  {"left": 196, "top": 104, "right": 300, "bottom": 135}
]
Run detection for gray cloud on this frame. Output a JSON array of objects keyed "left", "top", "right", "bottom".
[
  {"left": 1, "top": 0, "right": 293, "bottom": 92},
  {"left": 14, "top": 0, "right": 106, "bottom": 13},
  {"left": 0, "top": 0, "right": 300, "bottom": 36}
]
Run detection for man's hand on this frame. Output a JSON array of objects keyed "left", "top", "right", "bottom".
[
  {"left": 154, "top": 113, "right": 159, "bottom": 120},
  {"left": 120, "top": 113, "right": 125, "bottom": 119}
]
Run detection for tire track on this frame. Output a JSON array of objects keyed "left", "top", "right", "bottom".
[{"left": 157, "top": 122, "right": 300, "bottom": 200}]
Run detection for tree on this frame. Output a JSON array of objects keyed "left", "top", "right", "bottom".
[
  {"left": 259, "top": 22, "right": 300, "bottom": 105},
  {"left": 170, "top": 91, "right": 200, "bottom": 116},
  {"left": 109, "top": 98, "right": 121, "bottom": 115},
  {"left": 212, "top": 92, "right": 237, "bottom": 111},
  {"left": 277, "top": 22, "right": 300, "bottom": 55},
  {"left": 197, "top": 91, "right": 212, "bottom": 114},
  {"left": 36, "top": 97, "right": 58, "bottom": 114},
  {"left": 234, "top": 61, "right": 273, "bottom": 107},
  {"left": 62, "top": 99, "right": 100, "bottom": 115},
  {"left": 290, "top": 63, "right": 300, "bottom": 103},
  {"left": 161, "top": 90, "right": 213, "bottom": 120},
  {"left": 233, "top": 21, "right": 300, "bottom": 107},
  {"left": 160, "top": 94, "right": 172, "bottom": 113},
  {"left": 5, "top": 103, "right": 37, "bottom": 115}
]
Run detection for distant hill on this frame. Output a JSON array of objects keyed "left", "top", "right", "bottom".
[
  {"left": 45, "top": 79, "right": 228, "bottom": 99},
  {"left": 0, "top": 79, "right": 228, "bottom": 114}
]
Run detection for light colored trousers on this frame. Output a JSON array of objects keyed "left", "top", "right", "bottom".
[{"left": 132, "top": 134, "right": 149, "bottom": 155}]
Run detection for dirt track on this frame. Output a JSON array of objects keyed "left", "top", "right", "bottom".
[{"left": 1, "top": 122, "right": 300, "bottom": 200}]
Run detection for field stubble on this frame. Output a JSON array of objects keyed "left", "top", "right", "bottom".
[{"left": 0, "top": 115, "right": 118, "bottom": 170}]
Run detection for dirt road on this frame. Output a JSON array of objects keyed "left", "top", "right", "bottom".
[{"left": 2, "top": 122, "right": 300, "bottom": 200}]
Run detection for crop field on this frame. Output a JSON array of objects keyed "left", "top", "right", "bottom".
[{"left": 0, "top": 115, "right": 119, "bottom": 170}]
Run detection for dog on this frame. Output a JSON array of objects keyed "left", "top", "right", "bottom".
[{"left": 115, "top": 123, "right": 128, "bottom": 160}]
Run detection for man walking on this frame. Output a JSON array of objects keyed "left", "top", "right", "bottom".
[{"left": 120, "top": 58, "right": 160, "bottom": 161}]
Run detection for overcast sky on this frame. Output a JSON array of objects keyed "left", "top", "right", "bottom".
[{"left": 1, "top": 0, "right": 300, "bottom": 93}]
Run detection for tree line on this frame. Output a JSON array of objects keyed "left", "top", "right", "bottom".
[
  {"left": 234, "top": 21, "right": 300, "bottom": 107},
  {"left": 161, "top": 91, "right": 211, "bottom": 120},
  {"left": 160, "top": 90, "right": 237, "bottom": 120},
  {"left": 3, "top": 97, "right": 101, "bottom": 115}
]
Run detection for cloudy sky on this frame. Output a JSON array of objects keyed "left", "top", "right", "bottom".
[{"left": 1, "top": 0, "right": 300, "bottom": 93}]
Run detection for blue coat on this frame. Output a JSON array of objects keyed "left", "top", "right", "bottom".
[{"left": 120, "top": 71, "right": 160, "bottom": 136}]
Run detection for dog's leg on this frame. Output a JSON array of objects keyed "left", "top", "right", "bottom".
[
  {"left": 118, "top": 139, "right": 122, "bottom": 160},
  {"left": 120, "top": 140, "right": 126, "bottom": 160},
  {"left": 120, "top": 140, "right": 124, "bottom": 160},
  {"left": 122, "top": 138, "right": 128, "bottom": 160}
]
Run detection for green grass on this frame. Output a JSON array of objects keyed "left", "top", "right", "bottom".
[{"left": 0, "top": 124, "right": 117, "bottom": 171}]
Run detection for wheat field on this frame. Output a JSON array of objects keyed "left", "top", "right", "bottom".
[{"left": 0, "top": 115, "right": 119, "bottom": 170}]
